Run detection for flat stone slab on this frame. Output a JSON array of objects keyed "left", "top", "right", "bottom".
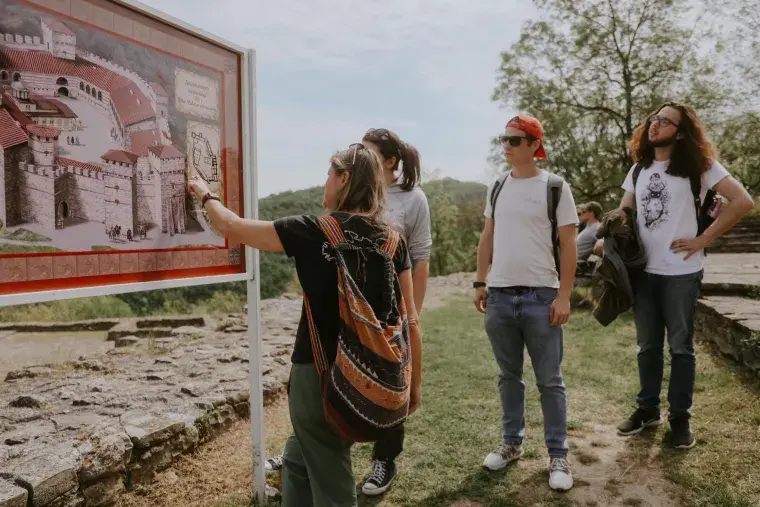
[
  {"left": 698, "top": 296, "right": 760, "bottom": 332},
  {"left": 0, "top": 478, "right": 27, "bottom": 507},
  {"left": 0, "top": 297, "right": 305, "bottom": 504},
  {"left": 703, "top": 253, "right": 760, "bottom": 294},
  {"left": 11, "top": 453, "right": 78, "bottom": 506}
]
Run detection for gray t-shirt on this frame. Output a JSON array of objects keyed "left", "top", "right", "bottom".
[
  {"left": 384, "top": 182, "right": 432, "bottom": 262},
  {"left": 577, "top": 221, "right": 599, "bottom": 261}
]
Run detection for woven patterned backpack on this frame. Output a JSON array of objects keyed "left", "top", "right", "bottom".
[{"left": 303, "top": 215, "right": 412, "bottom": 442}]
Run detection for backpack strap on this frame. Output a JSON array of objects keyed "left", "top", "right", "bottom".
[
  {"left": 303, "top": 297, "right": 330, "bottom": 376},
  {"left": 317, "top": 215, "right": 346, "bottom": 247},
  {"left": 631, "top": 162, "right": 644, "bottom": 190},
  {"left": 489, "top": 171, "right": 510, "bottom": 220},
  {"left": 546, "top": 173, "right": 563, "bottom": 278}
]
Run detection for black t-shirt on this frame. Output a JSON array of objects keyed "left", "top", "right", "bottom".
[{"left": 273, "top": 212, "right": 412, "bottom": 365}]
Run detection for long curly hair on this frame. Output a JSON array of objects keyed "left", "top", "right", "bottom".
[{"left": 627, "top": 102, "right": 718, "bottom": 178}]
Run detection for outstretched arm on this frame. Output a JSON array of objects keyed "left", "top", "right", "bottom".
[{"left": 188, "top": 177, "right": 284, "bottom": 253}]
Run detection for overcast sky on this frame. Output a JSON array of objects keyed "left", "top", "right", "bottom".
[{"left": 143, "top": 0, "right": 537, "bottom": 197}]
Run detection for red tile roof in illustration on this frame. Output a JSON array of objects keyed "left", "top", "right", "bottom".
[
  {"left": 110, "top": 84, "right": 155, "bottom": 127},
  {"left": 26, "top": 124, "right": 61, "bottom": 138},
  {"left": 1, "top": 92, "right": 34, "bottom": 127},
  {"left": 150, "top": 82, "right": 168, "bottom": 97},
  {"left": 0, "top": 108, "right": 28, "bottom": 149},
  {"left": 148, "top": 144, "right": 184, "bottom": 159},
  {"left": 42, "top": 17, "right": 75, "bottom": 37},
  {"left": 102, "top": 149, "right": 139, "bottom": 165},
  {"left": 28, "top": 95, "right": 78, "bottom": 118},
  {"left": 59, "top": 157, "right": 102, "bottom": 173},
  {"left": 0, "top": 47, "right": 156, "bottom": 127},
  {"left": 130, "top": 128, "right": 162, "bottom": 156}
]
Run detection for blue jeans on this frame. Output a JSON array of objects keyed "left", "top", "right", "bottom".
[
  {"left": 633, "top": 270, "right": 703, "bottom": 421},
  {"left": 485, "top": 287, "right": 569, "bottom": 458}
]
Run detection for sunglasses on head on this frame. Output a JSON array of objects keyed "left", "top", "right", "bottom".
[
  {"left": 649, "top": 115, "right": 679, "bottom": 128},
  {"left": 499, "top": 135, "right": 535, "bottom": 147},
  {"left": 365, "top": 128, "right": 392, "bottom": 141},
  {"left": 348, "top": 142, "right": 366, "bottom": 164}
]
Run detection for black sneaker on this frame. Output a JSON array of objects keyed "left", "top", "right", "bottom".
[
  {"left": 617, "top": 408, "right": 661, "bottom": 436},
  {"left": 264, "top": 454, "right": 283, "bottom": 473},
  {"left": 670, "top": 419, "right": 696, "bottom": 450},
  {"left": 361, "top": 459, "right": 397, "bottom": 497}
]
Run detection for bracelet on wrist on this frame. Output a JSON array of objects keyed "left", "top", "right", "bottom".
[{"left": 201, "top": 193, "right": 221, "bottom": 208}]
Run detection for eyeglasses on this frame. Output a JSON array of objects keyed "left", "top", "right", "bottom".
[
  {"left": 499, "top": 135, "right": 535, "bottom": 147},
  {"left": 649, "top": 115, "right": 679, "bottom": 128}
]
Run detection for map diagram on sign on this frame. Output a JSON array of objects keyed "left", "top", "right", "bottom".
[
  {"left": 186, "top": 121, "right": 222, "bottom": 198},
  {"left": 190, "top": 131, "right": 219, "bottom": 183}
]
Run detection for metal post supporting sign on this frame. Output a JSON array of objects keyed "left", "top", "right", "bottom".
[{"left": 242, "top": 48, "right": 267, "bottom": 505}]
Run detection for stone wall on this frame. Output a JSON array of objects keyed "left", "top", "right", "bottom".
[
  {"left": 14, "top": 165, "right": 55, "bottom": 230},
  {"left": 158, "top": 161, "right": 187, "bottom": 236},
  {"left": 58, "top": 173, "right": 105, "bottom": 223},
  {"left": 0, "top": 306, "right": 300, "bottom": 507},
  {"left": 135, "top": 176, "right": 157, "bottom": 228},
  {"left": 695, "top": 297, "right": 760, "bottom": 376},
  {"left": 102, "top": 168, "right": 135, "bottom": 232}
]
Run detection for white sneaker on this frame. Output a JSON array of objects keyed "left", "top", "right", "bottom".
[
  {"left": 548, "top": 457, "right": 573, "bottom": 491},
  {"left": 483, "top": 443, "right": 524, "bottom": 471}
]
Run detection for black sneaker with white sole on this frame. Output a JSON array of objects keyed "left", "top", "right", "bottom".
[
  {"left": 361, "top": 459, "right": 397, "bottom": 497},
  {"left": 617, "top": 408, "right": 661, "bottom": 436},
  {"left": 669, "top": 418, "right": 696, "bottom": 450}
]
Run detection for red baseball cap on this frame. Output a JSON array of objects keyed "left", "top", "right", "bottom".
[{"left": 506, "top": 114, "right": 547, "bottom": 159}]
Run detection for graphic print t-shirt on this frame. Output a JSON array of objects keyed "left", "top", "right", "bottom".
[
  {"left": 273, "top": 213, "right": 411, "bottom": 365},
  {"left": 622, "top": 160, "right": 730, "bottom": 276}
]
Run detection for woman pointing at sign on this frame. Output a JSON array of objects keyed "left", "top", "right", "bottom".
[{"left": 188, "top": 143, "right": 423, "bottom": 507}]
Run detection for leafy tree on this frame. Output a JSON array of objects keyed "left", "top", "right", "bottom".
[
  {"left": 492, "top": 0, "right": 730, "bottom": 208},
  {"left": 714, "top": 113, "right": 760, "bottom": 195}
]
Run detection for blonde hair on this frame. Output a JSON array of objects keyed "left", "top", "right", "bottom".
[{"left": 329, "top": 143, "right": 387, "bottom": 224}]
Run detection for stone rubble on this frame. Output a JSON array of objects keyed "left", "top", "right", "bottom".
[{"left": 0, "top": 273, "right": 473, "bottom": 506}]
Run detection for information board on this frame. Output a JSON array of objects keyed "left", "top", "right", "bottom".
[{"left": 0, "top": 0, "right": 252, "bottom": 304}]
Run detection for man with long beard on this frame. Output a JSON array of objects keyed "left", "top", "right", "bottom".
[{"left": 615, "top": 102, "right": 754, "bottom": 449}]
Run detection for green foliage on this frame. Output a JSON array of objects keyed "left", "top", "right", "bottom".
[
  {"left": 714, "top": 113, "right": 760, "bottom": 195},
  {"left": 492, "top": 0, "right": 731, "bottom": 209},
  {"left": 0, "top": 295, "right": 135, "bottom": 322},
  {"left": 423, "top": 178, "right": 486, "bottom": 276}
]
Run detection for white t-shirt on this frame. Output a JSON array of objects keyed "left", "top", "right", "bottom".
[
  {"left": 622, "top": 160, "right": 730, "bottom": 276},
  {"left": 484, "top": 170, "right": 579, "bottom": 288}
]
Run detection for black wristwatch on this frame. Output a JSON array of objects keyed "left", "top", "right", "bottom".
[
  {"left": 473, "top": 281, "right": 486, "bottom": 289},
  {"left": 201, "top": 192, "right": 221, "bottom": 208}
]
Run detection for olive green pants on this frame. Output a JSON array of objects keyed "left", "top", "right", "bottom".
[{"left": 281, "top": 363, "right": 357, "bottom": 507}]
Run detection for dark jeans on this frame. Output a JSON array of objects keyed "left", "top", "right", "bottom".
[
  {"left": 372, "top": 423, "right": 404, "bottom": 461},
  {"left": 633, "top": 270, "right": 703, "bottom": 421}
]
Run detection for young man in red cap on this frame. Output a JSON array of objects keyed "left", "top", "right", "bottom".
[{"left": 474, "top": 114, "right": 578, "bottom": 491}]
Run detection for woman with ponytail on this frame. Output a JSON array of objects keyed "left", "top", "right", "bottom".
[
  {"left": 265, "top": 129, "right": 432, "bottom": 499},
  {"left": 358, "top": 127, "right": 431, "bottom": 496}
]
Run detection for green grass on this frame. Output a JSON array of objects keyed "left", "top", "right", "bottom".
[
  {"left": 0, "top": 243, "right": 61, "bottom": 253},
  {"left": 91, "top": 245, "right": 116, "bottom": 251},
  {"left": 0, "top": 227, "right": 52, "bottom": 242},
  {"left": 0, "top": 290, "right": 246, "bottom": 323},
  {"left": 341, "top": 297, "right": 758, "bottom": 507}
]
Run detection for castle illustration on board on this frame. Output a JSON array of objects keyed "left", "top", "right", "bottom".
[{"left": 0, "top": 12, "right": 224, "bottom": 252}]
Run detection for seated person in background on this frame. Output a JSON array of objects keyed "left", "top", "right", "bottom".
[{"left": 577, "top": 202, "right": 603, "bottom": 262}]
